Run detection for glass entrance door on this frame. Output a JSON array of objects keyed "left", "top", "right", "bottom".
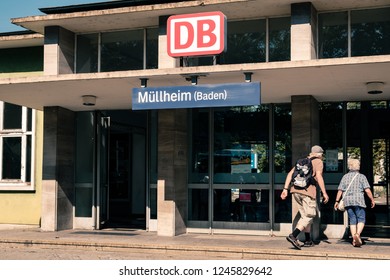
[
  {"left": 367, "top": 138, "right": 390, "bottom": 237},
  {"left": 96, "top": 115, "right": 110, "bottom": 229}
]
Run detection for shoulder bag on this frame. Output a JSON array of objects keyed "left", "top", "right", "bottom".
[{"left": 338, "top": 173, "right": 359, "bottom": 212}]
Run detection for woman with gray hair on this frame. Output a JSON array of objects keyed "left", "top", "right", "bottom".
[{"left": 334, "top": 159, "right": 375, "bottom": 247}]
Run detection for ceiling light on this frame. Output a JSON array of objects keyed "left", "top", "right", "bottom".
[
  {"left": 82, "top": 95, "right": 96, "bottom": 106},
  {"left": 366, "top": 82, "right": 384, "bottom": 94},
  {"left": 244, "top": 72, "right": 253, "bottom": 83}
]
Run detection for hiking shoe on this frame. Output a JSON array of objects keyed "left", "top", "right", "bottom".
[
  {"left": 286, "top": 234, "right": 301, "bottom": 250},
  {"left": 301, "top": 240, "right": 314, "bottom": 247}
]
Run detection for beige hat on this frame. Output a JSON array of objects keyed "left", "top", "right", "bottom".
[{"left": 311, "top": 145, "right": 324, "bottom": 153}]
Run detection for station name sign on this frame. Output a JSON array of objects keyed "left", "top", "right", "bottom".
[
  {"left": 132, "top": 82, "right": 261, "bottom": 110},
  {"left": 167, "top": 11, "right": 227, "bottom": 57}
]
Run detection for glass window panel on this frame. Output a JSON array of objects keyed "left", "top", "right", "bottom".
[
  {"left": 3, "top": 103, "right": 22, "bottom": 129},
  {"left": 101, "top": 30, "right": 144, "bottom": 72},
  {"left": 188, "top": 189, "right": 208, "bottom": 221},
  {"left": 146, "top": 28, "right": 159, "bottom": 69},
  {"left": 274, "top": 104, "right": 292, "bottom": 184},
  {"left": 372, "top": 139, "right": 387, "bottom": 187},
  {"left": 319, "top": 103, "right": 344, "bottom": 175},
  {"left": 214, "top": 188, "right": 269, "bottom": 222},
  {"left": 351, "top": 8, "right": 390, "bottom": 56},
  {"left": 346, "top": 102, "right": 362, "bottom": 160},
  {"left": 2, "top": 137, "right": 22, "bottom": 179},
  {"left": 274, "top": 190, "right": 291, "bottom": 223},
  {"left": 318, "top": 12, "right": 348, "bottom": 58},
  {"left": 75, "top": 187, "right": 93, "bottom": 217},
  {"left": 370, "top": 101, "right": 387, "bottom": 109},
  {"left": 321, "top": 190, "right": 344, "bottom": 224},
  {"left": 0, "top": 46, "right": 43, "bottom": 73},
  {"left": 75, "top": 112, "right": 95, "bottom": 217},
  {"left": 189, "top": 109, "right": 209, "bottom": 183},
  {"left": 150, "top": 188, "right": 157, "bottom": 219},
  {"left": 269, "top": 17, "right": 291, "bottom": 62},
  {"left": 26, "top": 135, "right": 31, "bottom": 182},
  {"left": 220, "top": 19, "right": 266, "bottom": 64},
  {"left": 149, "top": 111, "right": 158, "bottom": 184},
  {"left": 183, "top": 56, "right": 214, "bottom": 67},
  {"left": 75, "top": 112, "right": 95, "bottom": 184},
  {"left": 76, "top": 33, "right": 99, "bottom": 73},
  {"left": 214, "top": 106, "right": 269, "bottom": 184},
  {"left": 27, "top": 108, "right": 32, "bottom": 132},
  {"left": 109, "top": 133, "right": 130, "bottom": 199}
]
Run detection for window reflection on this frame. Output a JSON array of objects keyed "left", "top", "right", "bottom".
[
  {"left": 76, "top": 34, "right": 98, "bottom": 73},
  {"left": 214, "top": 106, "right": 269, "bottom": 184},
  {"left": 319, "top": 103, "right": 343, "bottom": 176},
  {"left": 189, "top": 109, "right": 209, "bottom": 183},
  {"left": 214, "top": 189, "right": 269, "bottom": 222},
  {"left": 318, "top": 8, "right": 390, "bottom": 58},
  {"left": 219, "top": 20, "right": 266, "bottom": 64},
  {"left": 188, "top": 189, "right": 208, "bottom": 221},
  {"left": 274, "top": 104, "right": 292, "bottom": 183},
  {"left": 274, "top": 190, "right": 292, "bottom": 223},
  {"left": 318, "top": 12, "right": 348, "bottom": 58},
  {"left": 101, "top": 30, "right": 144, "bottom": 71},
  {"left": 269, "top": 17, "right": 291, "bottom": 62},
  {"left": 351, "top": 8, "right": 390, "bottom": 56},
  {"left": 3, "top": 103, "right": 22, "bottom": 129}
]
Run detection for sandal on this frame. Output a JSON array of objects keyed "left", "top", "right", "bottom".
[{"left": 353, "top": 234, "right": 362, "bottom": 247}]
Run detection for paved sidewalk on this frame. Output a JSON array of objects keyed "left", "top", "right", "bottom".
[{"left": 0, "top": 228, "right": 390, "bottom": 260}]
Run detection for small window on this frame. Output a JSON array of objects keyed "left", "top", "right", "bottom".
[
  {"left": 351, "top": 8, "right": 390, "bottom": 57},
  {"left": 0, "top": 102, "right": 35, "bottom": 190},
  {"left": 318, "top": 12, "right": 348, "bottom": 58},
  {"left": 219, "top": 19, "right": 266, "bottom": 64}
]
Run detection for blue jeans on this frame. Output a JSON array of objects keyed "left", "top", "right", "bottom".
[{"left": 347, "top": 206, "right": 366, "bottom": 225}]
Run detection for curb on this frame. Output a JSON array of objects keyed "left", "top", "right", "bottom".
[{"left": 1, "top": 238, "right": 389, "bottom": 260}]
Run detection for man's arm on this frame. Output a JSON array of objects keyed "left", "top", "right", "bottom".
[{"left": 280, "top": 168, "right": 294, "bottom": 200}]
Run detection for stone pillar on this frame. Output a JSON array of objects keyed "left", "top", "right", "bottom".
[
  {"left": 158, "top": 16, "right": 179, "bottom": 69},
  {"left": 291, "top": 95, "right": 321, "bottom": 240},
  {"left": 41, "top": 107, "right": 75, "bottom": 231},
  {"left": 44, "top": 26, "right": 75, "bottom": 75},
  {"left": 157, "top": 109, "right": 188, "bottom": 236},
  {"left": 291, "top": 2, "right": 318, "bottom": 61}
]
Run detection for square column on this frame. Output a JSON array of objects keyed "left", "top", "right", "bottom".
[
  {"left": 291, "top": 2, "right": 318, "bottom": 61},
  {"left": 44, "top": 26, "right": 75, "bottom": 75},
  {"left": 291, "top": 95, "right": 321, "bottom": 240},
  {"left": 41, "top": 107, "right": 75, "bottom": 231},
  {"left": 157, "top": 109, "right": 188, "bottom": 236}
]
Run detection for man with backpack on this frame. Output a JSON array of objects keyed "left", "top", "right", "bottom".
[{"left": 280, "top": 145, "right": 329, "bottom": 249}]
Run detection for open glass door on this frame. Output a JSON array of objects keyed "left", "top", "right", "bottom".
[
  {"left": 368, "top": 138, "right": 390, "bottom": 237},
  {"left": 96, "top": 114, "right": 110, "bottom": 229}
]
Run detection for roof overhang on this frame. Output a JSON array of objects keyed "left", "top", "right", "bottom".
[
  {"left": 10, "top": 0, "right": 390, "bottom": 34},
  {"left": 0, "top": 33, "right": 44, "bottom": 49},
  {"left": 0, "top": 56, "right": 389, "bottom": 111}
]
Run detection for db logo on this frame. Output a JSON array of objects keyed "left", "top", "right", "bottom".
[{"left": 167, "top": 11, "right": 227, "bottom": 57}]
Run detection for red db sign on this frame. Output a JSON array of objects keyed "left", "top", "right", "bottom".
[{"left": 167, "top": 11, "right": 227, "bottom": 57}]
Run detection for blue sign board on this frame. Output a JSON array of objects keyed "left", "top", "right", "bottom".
[{"left": 132, "top": 82, "right": 261, "bottom": 110}]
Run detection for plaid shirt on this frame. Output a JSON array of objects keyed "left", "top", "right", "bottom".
[{"left": 338, "top": 171, "right": 370, "bottom": 208}]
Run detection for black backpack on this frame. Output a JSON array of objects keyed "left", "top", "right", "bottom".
[{"left": 291, "top": 156, "right": 317, "bottom": 190}]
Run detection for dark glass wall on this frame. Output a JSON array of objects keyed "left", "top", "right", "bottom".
[{"left": 0, "top": 47, "right": 43, "bottom": 72}]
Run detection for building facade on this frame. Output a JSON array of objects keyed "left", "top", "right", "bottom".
[{"left": 0, "top": 0, "right": 389, "bottom": 239}]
